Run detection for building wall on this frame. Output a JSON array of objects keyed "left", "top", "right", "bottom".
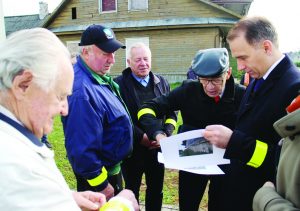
[
  {"left": 48, "top": 0, "right": 237, "bottom": 82},
  {"left": 48, "top": 0, "right": 234, "bottom": 28},
  {"left": 58, "top": 27, "right": 221, "bottom": 82}
]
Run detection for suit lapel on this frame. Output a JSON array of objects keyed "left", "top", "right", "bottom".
[{"left": 237, "top": 56, "right": 288, "bottom": 120}]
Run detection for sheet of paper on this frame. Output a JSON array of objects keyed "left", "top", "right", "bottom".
[
  {"left": 158, "top": 129, "right": 230, "bottom": 174},
  {"left": 158, "top": 152, "right": 224, "bottom": 174}
]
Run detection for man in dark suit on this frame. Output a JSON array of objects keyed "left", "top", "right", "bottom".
[{"left": 203, "top": 16, "right": 300, "bottom": 211}]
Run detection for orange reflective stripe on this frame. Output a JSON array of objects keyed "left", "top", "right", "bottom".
[{"left": 247, "top": 140, "right": 268, "bottom": 168}]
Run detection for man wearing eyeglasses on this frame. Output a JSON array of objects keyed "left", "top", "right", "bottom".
[{"left": 137, "top": 48, "right": 245, "bottom": 211}]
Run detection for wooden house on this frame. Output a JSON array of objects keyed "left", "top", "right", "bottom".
[{"left": 6, "top": 0, "right": 253, "bottom": 82}]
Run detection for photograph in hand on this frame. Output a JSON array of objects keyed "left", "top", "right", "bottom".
[{"left": 179, "top": 137, "right": 213, "bottom": 157}]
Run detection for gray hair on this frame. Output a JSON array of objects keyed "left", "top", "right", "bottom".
[
  {"left": 79, "top": 45, "right": 93, "bottom": 55},
  {"left": 0, "top": 28, "right": 71, "bottom": 92},
  {"left": 227, "top": 16, "right": 279, "bottom": 48},
  {"left": 128, "top": 42, "right": 151, "bottom": 59}
]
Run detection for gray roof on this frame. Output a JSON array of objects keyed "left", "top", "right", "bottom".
[
  {"left": 4, "top": 14, "right": 49, "bottom": 36},
  {"left": 210, "top": 0, "right": 253, "bottom": 16}
]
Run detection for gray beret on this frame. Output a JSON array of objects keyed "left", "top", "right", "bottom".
[{"left": 191, "top": 48, "right": 229, "bottom": 78}]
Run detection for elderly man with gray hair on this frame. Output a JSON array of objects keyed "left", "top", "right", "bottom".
[
  {"left": 0, "top": 28, "right": 138, "bottom": 211},
  {"left": 138, "top": 48, "right": 245, "bottom": 211}
]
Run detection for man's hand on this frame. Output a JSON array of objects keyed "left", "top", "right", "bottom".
[
  {"left": 100, "top": 183, "right": 114, "bottom": 200},
  {"left": 203, "top": 125, "right": 233, "bottom": 148},
  {"left": 140, "top": 133, "right": 152, "bottom": 148},
  {"left": 150, "top": 133, "right": 167, "bottom": 149},
  {"left": 116, "top": 189, "right": 140, "bottom": 211},
  {"left": 72, "top": 191, "right": 106, "bottom": 211}
]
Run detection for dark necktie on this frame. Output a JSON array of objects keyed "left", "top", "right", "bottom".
[
  {"left": 253, "top": 78, "right": 264, "bottom": 92},
  {"left": 214, "top": 96, "right": 220, "bottom": 103}
]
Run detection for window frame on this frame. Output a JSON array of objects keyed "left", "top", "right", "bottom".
[
  {"left": 99, "top": 0, "right": 117, "bottom": 14},
  {"left": 128, "top": 0, "right": 148, "bottom": 11}
]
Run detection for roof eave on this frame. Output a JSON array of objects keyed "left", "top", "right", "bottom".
[
  {"left": 49, "top": 17, "right": 238, "bottom": 34},
  {"left": 196, "top": 0, "right": 242, "bottom": 18},
  {"left": 42, "top": 0, "right": 71, "bottom": 27}
]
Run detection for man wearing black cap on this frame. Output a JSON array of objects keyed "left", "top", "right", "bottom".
[
  {"left": 62, "top": 24, "right": 133, "bottom": 199},
  {"left": 138, "top": 48, "right": 245, "bottom": 211}
]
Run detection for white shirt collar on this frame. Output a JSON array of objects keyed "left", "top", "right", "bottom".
[{"left": 262, "top": 54, "right": 285, "bottom": 80}]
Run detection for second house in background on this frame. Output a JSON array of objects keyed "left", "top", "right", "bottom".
[
  {"left": 62, "top": 24, "right": 133, "bottom": 199},
  {"left": 114, "top": 42, "right": 177, "bottom": 211}
]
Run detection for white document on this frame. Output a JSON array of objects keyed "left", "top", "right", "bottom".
[
  {"left": 158, "top": 129, "right": 230, "bottom": 174},
  {"left": 158, "top": 152, "right": 225, "bottom": 174}
]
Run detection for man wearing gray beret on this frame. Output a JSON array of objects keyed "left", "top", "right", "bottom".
[{"left": 138, "top": 48, "right": 245, "bottom": 210}]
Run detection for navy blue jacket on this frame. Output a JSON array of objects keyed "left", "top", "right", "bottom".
[
  {"left": 221, "top": 55, "right": 300, "bottom": 211},
  {"left": 62, "top": 56, "right": 133, "bottom": 190}
]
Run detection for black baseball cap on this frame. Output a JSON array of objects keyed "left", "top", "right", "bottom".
[
  {"left": 79, "top": 24, "right": 125, "bottom": 53},
  {"left": 191, "top": 48, "right": 229, "bottom": 78}
]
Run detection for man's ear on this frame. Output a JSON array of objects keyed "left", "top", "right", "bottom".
[
  {"left": 226, "top": 67, "right": 232, "bottom": 80},
  {"left": 81, "top": 47, "right": 90, "bottom": 60},
  {"left": 12, "top": 70, "right": 33, "bottom": 100},
  {"left": 126, "top": 58, "right": 131, "bottom": 66},
  {"left": 262, "top": 40, "right": 273, "bottom": 56}
]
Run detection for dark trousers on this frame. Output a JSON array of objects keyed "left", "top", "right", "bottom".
[
  {"left": 75, "top": 171, "right": 123, "bottom": 194},
  {"left": 122, "top": 148, "right": 164, "bottom": 211},
  {"left": 179, "top": 170, "right": 226, "bottom": 211},
  {"left": 179, "top": 171, "right": 208, "bottom": 211}
]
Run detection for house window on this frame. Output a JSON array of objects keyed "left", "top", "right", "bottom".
[
  {"left": 71, "top": 7, "right": 77, "bottom": 19},
  {"left": 125, "top": 37, "right": 149, "bottom": 67},
  {"left": 128, "top": 0, "right": 148, "bottom": 11},
  {"left": 99, "top": 0, "right": 117, "bottom": 13}
]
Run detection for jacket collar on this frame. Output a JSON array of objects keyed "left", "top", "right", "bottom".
[
  {"left": 273, "top": 109, "right": 300, "bottom": 138},
  {"left": 0, "top": 106, "right": 53, "bottom": 158}
]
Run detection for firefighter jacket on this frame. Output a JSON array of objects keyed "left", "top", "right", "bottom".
[
  {"left": 138, "top": 75, "right": 245, "bottom": 141},
  {"left": 62, "top": 56, "right": 133, "bottom": 191},
  {"left": 220, "top": 55, "right": 300, "bottom": 211}
]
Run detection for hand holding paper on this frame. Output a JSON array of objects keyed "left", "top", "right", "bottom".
[
  {"left": 158, "top": 129, "right": 230, "bottom": 175},
  {"left": 203, "top": 125, "right": 233, "bottom": 149}
]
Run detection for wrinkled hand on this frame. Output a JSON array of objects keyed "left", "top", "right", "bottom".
[
  {"left": 203, "top": 125, "right": 232, "bottom": 149},
  {"left": 263, "top": 181, "right": 275, "bottom": 189},
  {"left": 117, "top": 189, "right": 140, "bottom": 211},
  {"left": 140, "top": 133, "right": 152, "bottom": 148},
  {"left": 100, "top": 183, "right": 114, "bottom": 200},
  {"left": 72, "top": 191, "right": 106, "bottom": 211}
]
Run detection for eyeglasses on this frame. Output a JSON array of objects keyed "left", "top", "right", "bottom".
[{"left": 199, "top": 77, "right": 224, "bottom": 86}]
